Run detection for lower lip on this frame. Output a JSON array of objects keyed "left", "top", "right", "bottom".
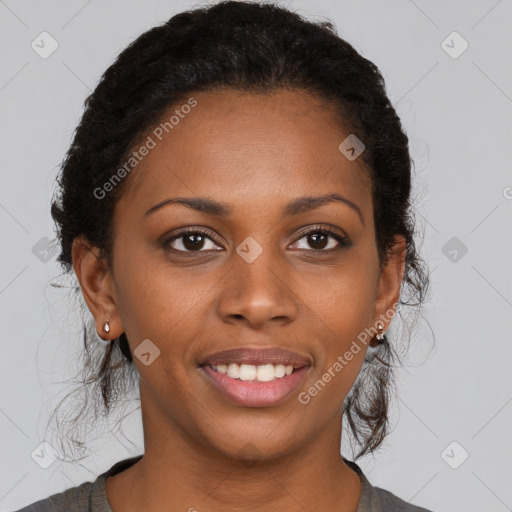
[{"left": 201, "top": 365, "right": 309, "bottom": 407}]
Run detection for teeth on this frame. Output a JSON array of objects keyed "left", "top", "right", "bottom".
[
  {"left": 275, "top": 365, "right": 286, "bottom": 378},
  {"left": 211, "top": 363, "right": 297, "bottom": 381},
  {"left": 227, "top": 363, "right": 239, "bottom": 379},
  {"left": 256, "top": 364, "right": 275, "bottom": 382},
  {"left": 216, "top": 364, "right": 227, "bottom": 374},
  {"left": 239, "top": 364, "right": 257, "bottom": 381}
]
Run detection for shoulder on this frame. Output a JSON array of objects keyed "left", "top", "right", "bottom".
[
  {"left": 374, "top": 486, "right": 435, "bottom": 512},
  {"left": 13, "top": 455, "right": 143, "bottom": 512},
  {"left": 343, "top": 458, "right": 435, "bottom": 512},
  {"left": 13, "top": 480, "right": 94, "bottom": 512}
]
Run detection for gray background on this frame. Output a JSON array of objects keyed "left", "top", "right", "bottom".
[{"left": 1, "top": 1, "right": 511, "bottom": 511}]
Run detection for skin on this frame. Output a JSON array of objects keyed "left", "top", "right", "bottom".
[{"left": 72, "top": 88, "right": 406, "bottom": 512}]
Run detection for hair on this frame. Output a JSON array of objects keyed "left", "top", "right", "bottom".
[{"left": 48, "top": 0, "right": 430, "bottom": 462}]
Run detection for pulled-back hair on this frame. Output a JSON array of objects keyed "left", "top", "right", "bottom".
[{"left": 49, "top": 0, "right": 429, "bottom": 461}]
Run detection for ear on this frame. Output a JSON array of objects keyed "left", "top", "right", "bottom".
[
  {"left": 71, "top": 234, "right": 124, "bottom": 340},
  {"left": 372, "top": 234, "right": 406, "bottom": 331}
]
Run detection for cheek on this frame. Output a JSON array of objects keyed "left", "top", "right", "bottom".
[
  {"left": 297, "top": 262, "right": 377, "bottom": 393},
  {"left": 112, "top": 247, "right": 216, "bottom": 361},
  {"left": 111, "top": 246, "right": 171, "bottom": 339},
  {"left": 300, "top": 263, "right": 377, "bottom": 334}
]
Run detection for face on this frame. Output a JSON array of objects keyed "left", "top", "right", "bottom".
[{"left": 74, "top": 88, "right": 404, "bottom": 461}]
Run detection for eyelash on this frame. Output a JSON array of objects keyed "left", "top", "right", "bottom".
[{"left": 162, "top": 225, "right": 350, "bottom": 254}]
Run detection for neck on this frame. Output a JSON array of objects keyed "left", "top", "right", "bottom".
[{"left": 106, "top": 389, "right": 361, "bottom": 512}]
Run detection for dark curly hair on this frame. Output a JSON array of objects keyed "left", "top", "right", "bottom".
[{"left": 48, "top": 0, "right": 430, "bottom": 462}]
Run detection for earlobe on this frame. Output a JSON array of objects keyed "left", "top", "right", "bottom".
[
  {"left": 373, "top": 235, "right": 407, "bottom": 329},
  {"left": 71, "top": 235, "right": 124, "bottom": 340}
]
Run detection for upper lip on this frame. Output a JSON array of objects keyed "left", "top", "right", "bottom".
[{"left": 200, "top": 347, "right": 312, "bottom": 368}]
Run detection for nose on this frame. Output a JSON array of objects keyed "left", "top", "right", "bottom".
[{"left": 216, "top": 244, "right": 298, "bottom": 329}]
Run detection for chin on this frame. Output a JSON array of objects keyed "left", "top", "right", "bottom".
[{"left": 199, "top": 419, "right": 306, "bottom": 464}]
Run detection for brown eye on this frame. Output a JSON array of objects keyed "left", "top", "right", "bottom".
[
  {"left": 164, "top": 230, "right": 223, "bottom": 253},
  {"left": 290, "top": 227, "right": 350, "bottom": 251}
]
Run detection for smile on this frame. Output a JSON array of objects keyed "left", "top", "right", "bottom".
[
  {"left": 199, "top": 347, "right": 311, "bottom": 407},
  {"left": 211, "top": 363, "right": 296, "bottom": 381}
]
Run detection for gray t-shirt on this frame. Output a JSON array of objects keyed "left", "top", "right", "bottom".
[{"left": 14, "top": 455, "right": 434, "bottom": 511}]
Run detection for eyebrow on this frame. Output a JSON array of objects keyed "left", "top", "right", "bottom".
[{"left": 144, "top": 193, "right": 364, "bottom": 225}]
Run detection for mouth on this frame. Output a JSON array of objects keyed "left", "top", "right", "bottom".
[
  {"left": 199, "top": 347, "right": 311, "bottom": 407},
  {"left": 207, "top": 362, "right": 299, "bottom": 381}
]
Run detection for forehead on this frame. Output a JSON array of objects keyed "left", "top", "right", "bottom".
[{"left": 117, "top": 88, "right": 372, "bottom": 217}]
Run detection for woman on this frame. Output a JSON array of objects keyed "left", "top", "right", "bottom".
[{"left": 17, "top": 1, "right": 432, "bottom": 511}]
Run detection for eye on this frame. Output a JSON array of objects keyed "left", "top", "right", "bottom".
[
  {"left": 162, "top": 225, "right": 350, "bottom": 254},
  {"left": 290, "top": 225, "right": 350, "bottom": 251},
  {"left": 163, "top": 229, "right": 223, "bottom": 253}
]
